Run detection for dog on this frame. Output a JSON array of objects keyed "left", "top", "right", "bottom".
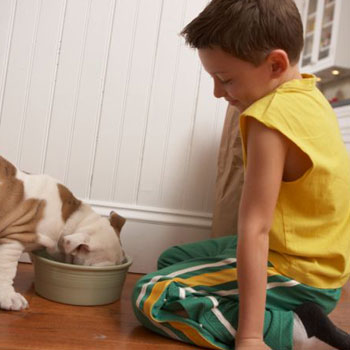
[{"left": 0, "top": 156, "right": 126, "bottom": 311}]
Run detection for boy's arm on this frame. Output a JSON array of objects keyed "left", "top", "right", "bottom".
[{"left": 235, "top": 117, "right": 289, "bottom": 349}]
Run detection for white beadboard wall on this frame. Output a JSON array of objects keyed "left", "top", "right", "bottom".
[{"left": 0, "top": 0, "right": 228, "bottom": 272}]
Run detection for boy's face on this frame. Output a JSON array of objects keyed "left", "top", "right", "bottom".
[{"left": 198, "top": 47, "right": 275, "bottom": 112}]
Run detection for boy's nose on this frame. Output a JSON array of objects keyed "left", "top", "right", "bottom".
[{"left": 213, "top": 81, "right": 225, "bottom": 99}]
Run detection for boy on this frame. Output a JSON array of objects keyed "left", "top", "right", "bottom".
[{"left": 132, "top": 1, "right": 350, "bottom": 349}]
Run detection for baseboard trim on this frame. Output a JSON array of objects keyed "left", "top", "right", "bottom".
[{"left": 84, "top": 199, "right": 213, "bottom": 229}]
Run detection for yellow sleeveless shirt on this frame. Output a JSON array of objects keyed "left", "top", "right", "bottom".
[{"left": 240, "top": 74, "right": 350, "bottom": 289}]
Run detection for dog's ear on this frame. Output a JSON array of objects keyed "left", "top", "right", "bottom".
[
  {"left": 60, "top": 232, "right": 90, "bottom": 255},
  {"left": 109, "top": 211, "right": 126, "bottom": 236}
]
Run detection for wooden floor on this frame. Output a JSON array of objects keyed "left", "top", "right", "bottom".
[{"left": 1, "top": 263, "right": 349, "bottom": 350}]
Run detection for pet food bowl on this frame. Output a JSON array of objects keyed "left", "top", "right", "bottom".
[{"left": 31, "top": 250, "right": 132, "bottom": 306}]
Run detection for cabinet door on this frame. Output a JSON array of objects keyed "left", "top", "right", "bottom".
[
  {"left": 302, "top": 0, "right": 318, "bottom": 67},
  {"left": 301, "top": 0, "right": 340, "bottom": 70},
  {"left": 318, "top": 0, "right": 336, "bottom": 61},
  {"left": 300, "top": 0, "right": 344, "bottom": 73}
]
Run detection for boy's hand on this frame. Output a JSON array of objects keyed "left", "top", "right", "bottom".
[{"left": 236, "top": 338, "right": 271, "bottom": 350}]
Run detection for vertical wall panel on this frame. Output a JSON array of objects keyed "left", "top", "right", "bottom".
[
  {"left": 43, "top": 0, "right": 90, "bottom": 183},
  {"left": 65, "top": 0, "right": 115, "bottom": 198},
  {"left": 111, "top": 0, "right": 164, "bottom": 203},
  {"left": 0, "top": 0, "right": 39, "bottom": 163},
  {"left": 18, "top": 0, "right": 65, "bottom": 173},
  {"left": 181, "top": 73, "right": 227, "bottom": 212},
  {"left": 90, "top": 0, "right": 142, "bottom": 201},
  {"left": 135, "top": 0, "right": 189, "bottom": 207},
  {"left": 157, "top": 0, "right": 212, "bottom": 209},
  {"left": 0, "top": 0, "right": 15, "bottom": 132}
]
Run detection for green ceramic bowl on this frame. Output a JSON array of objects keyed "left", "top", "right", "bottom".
[{"left": 31, "top": 250, "right": 132, "bottom": 306}]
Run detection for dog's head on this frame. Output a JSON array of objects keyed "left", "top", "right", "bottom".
[{"left": 59, "top": 211, "right": 126, "bottom": 266}]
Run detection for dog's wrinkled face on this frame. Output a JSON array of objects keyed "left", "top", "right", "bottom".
[{"left": 60, "top": 212, "right": 126, "bottom": 266}]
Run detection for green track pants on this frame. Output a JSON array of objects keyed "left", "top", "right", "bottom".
[{"left": 132, "top": 236, "right": 341, "bottom": 350}]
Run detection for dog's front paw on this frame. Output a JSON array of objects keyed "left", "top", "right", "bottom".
[{"left": 0, "top": 287, "right": 28, "bottom": 310}]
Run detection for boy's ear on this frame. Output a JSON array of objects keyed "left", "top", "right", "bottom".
[
  {"left": 109, "top": 211, "right": 126, "bottom": 236},
  {"left": 267, "top": 49, "right": 289, "bottom": 76}
]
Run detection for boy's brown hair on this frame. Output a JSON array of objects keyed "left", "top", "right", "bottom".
[{"left": 181, "top": 0, "right": 304, "bottom": 66}]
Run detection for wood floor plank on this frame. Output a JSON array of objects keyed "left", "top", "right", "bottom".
[
  {"left": 0, "top": 264, "right": 194, "bottom": 350},
  {"left": 0, "top": 263, "right": 349, "bottom": 350}
]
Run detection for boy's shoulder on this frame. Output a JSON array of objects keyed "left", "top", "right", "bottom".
[
  {"left": 241, "top": 74, "right": 334, "bottom": 139},
  {"left": 243, "top": 74, "right": 322, "bottom": 117}
]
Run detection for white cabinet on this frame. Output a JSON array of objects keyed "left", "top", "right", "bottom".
[
  {"left": 300, "top": 0, "right": 350, "bottom": 82},
  {"left": 335, "top": 105, "right": 350, "bottom": 152}
]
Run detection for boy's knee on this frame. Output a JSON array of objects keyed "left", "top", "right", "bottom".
[
  {"left": 132, "top": 249, "right": 179, "bottom": 310},
  {"left": 157, "top": 245, "right": 181, "bottom": 269}
]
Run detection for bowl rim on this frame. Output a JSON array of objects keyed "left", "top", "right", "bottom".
[{"left": 31, "top": 250, "right": 133, "bottom": 271}]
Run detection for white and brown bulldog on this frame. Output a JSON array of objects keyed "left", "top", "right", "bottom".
[{"left": 0, "top": 156, "right": 126, "bottom": 311}]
